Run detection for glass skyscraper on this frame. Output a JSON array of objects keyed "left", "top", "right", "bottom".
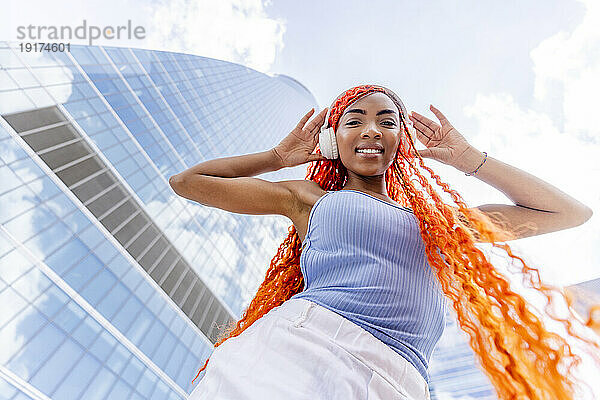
[
  {"left": 0, "top": 42, "right": 317, "bottom": 399},
  {"left": 428, "top": 308, "right": 497, "bottom": 399},
  {"left": 428, "top": 279, "right": 600, "bottom": 400}
]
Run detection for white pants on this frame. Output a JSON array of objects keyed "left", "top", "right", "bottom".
[{"left": 188, "top": 298, "right": 431, "bottom": 399}]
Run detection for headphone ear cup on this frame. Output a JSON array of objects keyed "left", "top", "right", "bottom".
[
  {"left": 329, "top": 128, "right": 339, "bottom": 159},
  {"left": 319, "top": 127, "right": 338, "bottom": 159}
]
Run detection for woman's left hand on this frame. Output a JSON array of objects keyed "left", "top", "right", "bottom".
[{"left": 408, "top": 105, "right": 476, "bottom": 171}]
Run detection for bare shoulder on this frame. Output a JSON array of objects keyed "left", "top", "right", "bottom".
[
  {"left": 279, "top": 180, "right": 326, "bottom": 243},
  {"left": 281, "top": 179, "right": 327, "bottom": 214}
]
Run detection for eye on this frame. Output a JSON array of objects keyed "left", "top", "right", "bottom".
[
  {"left": 382, "top": 121, "right": 396, "bottom": 126},
  {"left": 346, "top": 120, "right": 360, "bottom": 126}
]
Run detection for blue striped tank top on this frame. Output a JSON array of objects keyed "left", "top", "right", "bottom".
[{"left": 290, "top": 189, "right": 447, "bottom": 384}]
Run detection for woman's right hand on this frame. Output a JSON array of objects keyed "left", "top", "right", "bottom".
[{"left": 272, "top": 107, "right": 329, "bottom": 167}]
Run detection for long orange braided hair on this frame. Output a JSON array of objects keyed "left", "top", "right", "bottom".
[{"left": 192, "top": 84, "right": 600, "bottom": 399}]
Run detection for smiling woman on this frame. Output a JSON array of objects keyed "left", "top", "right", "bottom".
[{"left": 172, "top": 84, "right": 599, "bottom": 400}]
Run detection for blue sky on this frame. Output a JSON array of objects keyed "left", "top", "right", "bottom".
[{"left": 3, "top": 1, "right": 600, "bottom": 396}]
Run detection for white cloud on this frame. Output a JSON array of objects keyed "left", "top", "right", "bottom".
[
  {"left": 530, "top": 0, "right": 600, "bottom": 143},
  {"left": 456, "top": 0, "right": 600, "bottom": 396},
  {"left": 461, "top": 0, "right": 600, "bottom": 287},
  {"left": 144, "top": 0, "right": 286, "bottom": 73}
]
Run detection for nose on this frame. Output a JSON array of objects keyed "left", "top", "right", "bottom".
[{"left": 361, "top": 121, "right": 381, "bottom": 138}]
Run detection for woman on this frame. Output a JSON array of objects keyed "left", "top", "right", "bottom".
[{"left": 171, "top": 84, "right": 599, "bottom": 399}]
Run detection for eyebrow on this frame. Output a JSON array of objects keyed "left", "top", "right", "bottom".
[{"left": 342, "top": 108, "right": 398, "bottom": 117}]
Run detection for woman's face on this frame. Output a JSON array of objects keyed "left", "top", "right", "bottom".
[{"left": 335, "top": 92, "right": 403, "bottom": 176}]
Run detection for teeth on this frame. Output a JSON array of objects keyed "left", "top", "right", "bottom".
[{"left": 356, "top": 149, "right": 383, "bottom": 154}]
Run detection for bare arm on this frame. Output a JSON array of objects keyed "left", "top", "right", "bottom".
[
  {"left": 454, "top": 147, "right": 593, "bottom": 241},
  {"left": 168, "top": 107, "right": 328, "bottom": 217},
  {"left": 168, "top": 149, "right": 300, "bottom": 216},
  {"left": 171, "top": 148, "right": 284, "bottom": 179}
]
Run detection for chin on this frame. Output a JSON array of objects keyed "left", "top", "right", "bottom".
[{"left": 351, "top": 166, "right": 385, "bottom": 177}]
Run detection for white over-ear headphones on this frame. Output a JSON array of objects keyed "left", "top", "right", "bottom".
[{"left": 318, "top": 94, "right": 417, "bottom": 160}]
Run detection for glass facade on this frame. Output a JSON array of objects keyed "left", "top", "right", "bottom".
[
  {"left": 428, "top": 279, "right": 600, "bottom": 399},
  {"left": 0, "top": 42, "right": 317, "bottom": 399},
  {"left": 428, "top": 308, "right": 497, "bottom": 399},
  {"left": 567, "top": 278, "right": 600, "bottom": 336}
]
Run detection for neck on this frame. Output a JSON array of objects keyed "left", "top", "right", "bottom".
[{"left": 343, "top": 173, "right": 388, "bottom": 196}]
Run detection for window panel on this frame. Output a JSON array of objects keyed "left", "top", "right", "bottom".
[
  {"left": 0, "top": 305, "right": 47, "bottom": 365},
  {"left": 60, "top": 207, "right": 90, "bottom": 233},
  {"left": 33, "top": 285, "right": 69, "bottom": 319},
  {"left": 135, "top": 280, "right": 154, "bottom": 303},
  {"left": 169, "top": 313, "right": 185, "bottom": 338},
  {"left": 131, "top": 391, "right": 145, "bottom": 400},
  {"left": 7, "top": 68, "right": 38, "bottom": 88},
  {"left": 29, "top": 176, "right": 61, "bottom": 203},
  {"left": 7, "top": 322, "right": 64, "bottom": 380},
  {"left": 63, "top": 253, "right": 103, "bottom": 291},
  {"left": 0, "top": 138, "right": 29, "bottom": 164},
  {"left": 96, "top": 282, "right": 129, "bottom": 319},
  {"left": 70, "top": 47, "right": 96, "bottom": 65},
  {"left": 0, "top": 287, "right": 28, "bottom": 329},
  {"left": 27, "top": 221, "right": 72, "bottom": 259},
  {"left": 63, "top": 99, "right": 94, "bottom": 120},
  {"left": 138, "top": 318, "right": 166, "bottom": 357},
  {"left": 74, "top": 82, "right": 96, "bottom": 99},
  {"left": 179, "top": 350, "right": 201, "bottom": 385},
  {"left": 106, "top": 343, "right": 130, "bottom": 375},
  {"left": 121, "top": 356, "right": 144, "bottom": 388},
  {"left": 80, "top": 267, "right": 117, "bottom": 306},
  {"left": 102, "top": 142, "right": 128, "bottom": 162},
  {"left": 52, "top": 300, "right": 86, "bottom": 334},
  {"left": 29, "top": 337, "right": 82, "bottom": 396},
  {"left": 89, "top": 129, "right": 118, "bottom": 149},
  {"left": 112, "top": 294, "right": 142, "bottom": 334},
  {"left": 71, "top": 315, "right": 102, "bottom": 348},
  {"left": 106, "top": 254, "right": 129, "bottom": 278},
  {"left": 52, "top": 352, "right": 101, "bottom": 400},
  {"left": 151, "top": 331, "right": 177, "bottom": 367},
  {"left": 77, "top": 367, "right": 116, "bottom": 400},
  {"left": 43, "top": 237, "right": 88, "bottom": 276},
  {"left": 165, "top": 342, "right": 186, "bottom": 379},
  {"left": 0, "top": 249, "right": 34, "bottom": 284},
  {"left": 0, "top": 185, "right": 37, "bottom": 224},
  {"left": 10, "top": 158, "right": 46, "bottom": 182},
  {"left": 157, "top": 299, "right": 176, "bottom": 327},
  {"left": 126, "top": 307, "right": 153, "bottom": 346},
  {"left": 92, "top": 240, "right": 118, "bottom": 265},
  {"left": 150, "top": 380, "right": 170, "bottom": 400},
  {"left": 3, "top": 205, "right": 56, "bottom": 243},
  {"left": 88, "top": 329, "right": 117, "bottom": 363},
  {"left": 136, "top": 368, "right": 158, "bottom": 398},
  {"left": 106, "top": 379, "right": 133, "bottom": 399},
  {"left": 1, "top": 163, "right": 33, "bottom": 191},
  {"left": 180, "top": 326, "right": 196, "bottom": 350},
  {"left": 46, "top": 83, "right": 78, "bottom": 103},
  {"left": 77, "top": 225, "right": 104, "bottom": 250},
  {"left": 11, "top": 267, "right": 52, "bottom": 303},
  {"left": 24, "top": 87, "right": 55, "bottom": 109},
  {"left": 120, "top": 266, "right": 143, "bottom": 291},
  {"left": 42, "top": 188, "right": 76, "bottom": 217}
]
